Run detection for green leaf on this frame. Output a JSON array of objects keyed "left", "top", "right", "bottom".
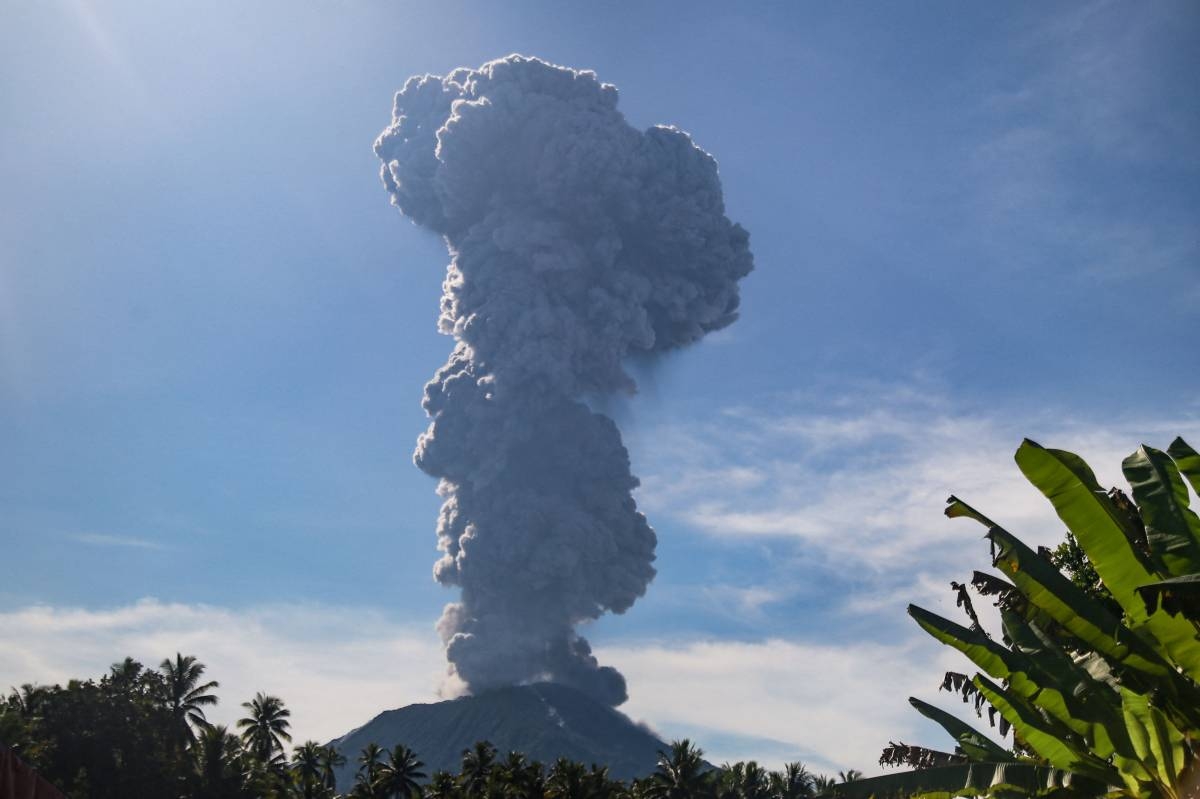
[
  {"left": 1014, "top": 440, "right": 1200, "bottom": 681},
  {"left": 911, "top": 605, "right": 1109, "bottom": 748},
  {"left": 971, "top": 676, "right": 1114, "bottom": 784},
  {"left": 997, "top": 612, "right": 1129, "bottom": 759},
  {"left": 910, "top": 606, "right": 1012, "bottom": 680},
  {"left": 1166, "top": 437, "right": 1200, "bottom": 497},
  {"left": 1122, "top": 445, "right": 1200, "bottom": 577},
  {"left": 984, "top": 528, "right": 1200, "bottom": 730},
  {"left": 985, "top": 525, "right": 1168, "bottom": 677},
  {"left": 1014, "top": 440, "right": 1153, "bottom": 616},
  {"left": 908, "top": 698, "right": 1013, "bottom": 763},
  {"left": 945, "top": 496, "right": 1000, "bottom": 528},
  {"left": 1136, "top": 574, "right": 1200, "bottom": 619},
  {"left": 821, "top": 763, "right": 1104, "bottom": 799},
  {"left": 1120, "top": 688, "right": 1187, "bottom": 797}
]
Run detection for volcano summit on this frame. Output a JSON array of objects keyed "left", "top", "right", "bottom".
[{"left": 327, "top": 683, "right": 675, "bottom": 790}]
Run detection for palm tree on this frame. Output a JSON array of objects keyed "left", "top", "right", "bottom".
[
  {"left": 191, "top": 724, "right": 249, "bottom": 799},
  {"left": 292, "top": 741, "right": 326, "bottom": 799},
  {"left": 585, "top": 764, "right": 615, "bottom": 799},
  {"left": 734, "top": 762, "right": 770, "bottom": 799},
  {"left": 160, "top": 653, "right": 220, "bottom": 750},
  {"left": 350, "top": 782, "right": 378, "bottom": 799},
  {"left": 835, "top": 771, "right": 861, "bottom": 785},
  {"left": 771, "top": 762, "right": 815, "bottom": 799},
  {"left": 497, "top": 752, "right": 543, "bottom": 799},
  {"left": 109, "top": 657, "right": 144, "bottom": 688},
  {"left": 245, "top": 748, "right": 292, "bottom": 798},
  {"left": 425, "top": 770, "right": 460, "bottom": 799},
  {"left": 375, "top": 743, "right": 426, "bottom": 799},
  {"left": 546, "top": 758, "right": 588, "bottom": 799},
  {"left": 319, "top": 745, "right": 346, "bottom": 795},
  {"left": 7, "top": 683, "right": 47, "bottom": 718},
  {"left": 811, "top": 775, "right": 836, "bottom": 795},
  {"left": 237, "top": 692, "right": 292, "bottom": 762},
  {"left": 714, "top": 763, "right": 743, "bottom": 799},
  {"left": 460, "top": 740, "right": 497, "bottom": 798},
  {"left": 646, "top": 740, "right": 710, "bottom": 799},
  {"left": 625, "top": 776, "right": 656, "bottom": 799},
  {"left": 356, "top": 742, "right": 386, "bottom": 798}
]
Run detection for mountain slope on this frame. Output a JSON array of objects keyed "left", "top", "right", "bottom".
[{"left": 327, "top": 683, "right": 669, "bottom": 790}]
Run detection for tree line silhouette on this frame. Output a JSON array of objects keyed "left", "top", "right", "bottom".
[{"left": 0, "top": 654, "right": 854, "bottom": 799}]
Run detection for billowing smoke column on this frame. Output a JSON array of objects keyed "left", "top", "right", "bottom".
[{"left": 374, "top": 55, "right": 753, "bottom": 706}]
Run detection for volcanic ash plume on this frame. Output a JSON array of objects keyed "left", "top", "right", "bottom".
[{"left": 374, "top": 55, "right": 753, "bottom": 706}]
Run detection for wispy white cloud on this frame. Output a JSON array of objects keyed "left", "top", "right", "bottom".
[
  {"left": 63, "top": 0, "right": 157, "bottom": 123},
  {"left": 0, "top": 600, "right": 445, "bottom": 746},
  {"left": 604, "top": 636, "right": 971, "bottom": 775},
  {"left": 0, "top": 262, "right": 32, "bottom": 403},
  {"left": 636, "top": 384, "right": 1200, "bottom": 631},
  {"left": 1022, "top": 0, "right": 1198, "bottom": 165},
  {"left": 702, "top": 585, "right": 792, "bottom": 617},
  {"left": 70, "top": 533, "right": 167, "bottom": 550},
  {"left": 643, "top": 392, "right": 1196, "bottom": 550},
  {"left": 959, "top": 1, "right": 1199, "bottom": 281}
]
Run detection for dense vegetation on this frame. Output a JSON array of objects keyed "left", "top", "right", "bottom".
[
  {"left": 0, "top": 658, "right": 845, "bottom": 799},
  {"left": 843, "top": 437, "right": 1200, "bottom": 799}
]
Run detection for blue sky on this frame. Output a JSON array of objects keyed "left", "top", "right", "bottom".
[{"left": 2, "top": 0, "right": 1198, "bottom": 774}]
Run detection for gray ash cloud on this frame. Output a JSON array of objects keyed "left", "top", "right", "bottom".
[{"left": 375, "top": 55, "right": 752, "bottom": 706}]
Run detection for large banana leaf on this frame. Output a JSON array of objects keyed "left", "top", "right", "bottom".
[
  {"left": 1135, "top": 574, "right": 1200, "bottom": 619},
  {"left": 910, "top": 606, "right": 1100, "bottom": 744},
  {"left": 971, "top": 676, "right": 1115, "bottom": 784},
  {"left": 908, "top": 698, "right": 1012, "bottom": 762},
  {"left": 998, "top": 612, "right": 1130, "bottom": 760},
  {"left": 820, "top": 763, "right": 1105, "bottom": 799},
  {"left": 889, "top": 441, "right": 1200, "bottom": 799},
  {"left": 986, "top": 524, "right": 1200, "bottom": 731},
  {"left": 1014, "top": 440, "right": 1200, "bottom": 681},
  {"left": 1122, "top": 445, "right": 1200, "bottom": 577},
  {"left": 909, "top": 606, "right": 1014, "bottom": 680},
  {"left": 944, "top": 496, "right": 1001, "bottom": 528},
  {"left": 979, "top": 522, "right": 1167, "bottom": 677},
  {"left": 1166, "top": 438, "right": 1200, "bottom": 497},
  {"left": 1120, "top": 688, "right": 1188, "bottom": 799},
  {"left": 970, "top": 571, "right": 1072, "bottom": 649},
  {"left": 1014, "top": 440, "right": 1153, "bottom": 580}
]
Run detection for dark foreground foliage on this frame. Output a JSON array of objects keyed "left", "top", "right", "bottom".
[{"left": 854, "top": 437, "right": 1200, "bottom": 799}]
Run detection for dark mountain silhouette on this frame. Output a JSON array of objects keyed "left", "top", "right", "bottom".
[{"left": 327, "top": 682, "right": 671, "bottom": 790}]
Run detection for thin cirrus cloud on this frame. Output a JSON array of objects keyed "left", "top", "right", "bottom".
[
  {"left": 958, "top": 1, "right": 1199, "bottom": 282},
  {"left": 635, "top": 386, "right": 1200, "bottom": 593},
  {"left": 604, "top": 635, "right": 971, "bottom": 775},
  {"left": 70, "top": 533, "right": 167, "bottom": 550},
  {"left": 627, "top": 383, "right": 1198, "bottom": 679}
]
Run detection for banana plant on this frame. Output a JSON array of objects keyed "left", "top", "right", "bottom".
[{"left": 827, "top": 438, "right": 1200, "bottom": 799}]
